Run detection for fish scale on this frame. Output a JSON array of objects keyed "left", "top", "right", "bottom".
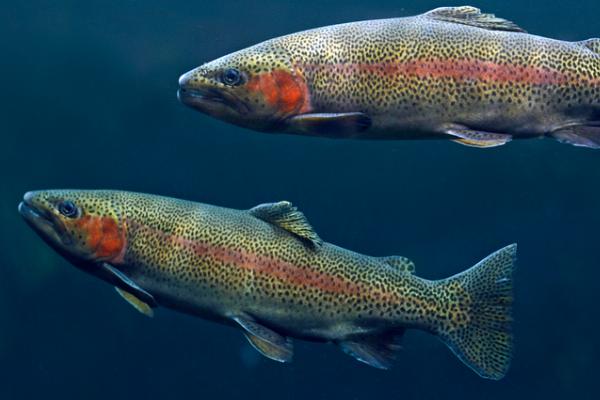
[
  {"left": 119, "top": 195, "right": 433, "bottom": 326},
  {"left": 179, "top": 6, "right": 600, "bottom": 147},
  {"left": 265, "top": 17, "right": 599, "bottom": 126},
  {"left": 20, "top": 189, "right": 516, "bottom": 379}
]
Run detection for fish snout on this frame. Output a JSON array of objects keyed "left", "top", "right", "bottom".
[
  {"left": 177, "top": 69, "right": 205, "bottom": 106},
  {"left": 23, "top": 190, "right": 37, "bottom": 204},
  {"left": 177, "top": 71, "right": 190, "bottom": 102},
  {"left": 178, "top": 70, "right": 194, "bottom": 89},
  {"left": 18, "top": 190, "right": 57, "bottom": 237},
  {"left": 19, "top": 191, "right": 41, "bottom": 215},
  {"left": 178, "top": 68, "right": 207, "bottom": 92}
]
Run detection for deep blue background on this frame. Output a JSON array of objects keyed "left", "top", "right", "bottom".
[{"left": 1, "top": 1, "right": 599, "bottom": 399}]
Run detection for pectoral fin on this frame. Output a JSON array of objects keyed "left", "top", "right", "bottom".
[
  {"left": 101, "top": 263, "right": 156, "bottom": 307},
  {"left": 115, "top": 287, "right": 154, "bottom": 317},
  {"left": 339, "top": 331, "right": 404, "bottom": 370},
  {"left": 286, "top": 112, "right": 371, "bottom": 137},
  {"left": 445, "top": 128, "right": 512, "bottom": 148},
  {"left": 232, "top": 315, "right": 293, "bottom": 363}
]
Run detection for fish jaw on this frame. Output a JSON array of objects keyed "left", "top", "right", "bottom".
[
  {"left": 178, "top": 68, "right": 252, "bottom": 119},
  {"left": 19, "top": 191, "right": 68, "bottom": 251}
]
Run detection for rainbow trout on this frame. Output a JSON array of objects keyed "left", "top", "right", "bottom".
[
  {"left": 178, "top": 6, "right": 600, "bottom": 148},
  {"left": 19, "top": 190, "right": 516, "bottom": 379}
]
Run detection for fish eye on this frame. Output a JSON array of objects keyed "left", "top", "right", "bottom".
[
  {"left": 220, "top": 68, "right": 243, "bottom": 86},
  {"left": 58, "top": 200, "right": 79, "bottom": 218}
]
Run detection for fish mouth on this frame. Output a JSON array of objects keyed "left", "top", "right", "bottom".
[
  {"left": 178, "top": 87, "right": 229, "bottom": 106},
  {"left": 19, "top": 193, "right": 53, "bottom": 228},
  {"left": 18, "top": 192, "right": 68, "bottom": 246},
  {"left": 177, "top": 85, "right": 251, "bottom": 115}
]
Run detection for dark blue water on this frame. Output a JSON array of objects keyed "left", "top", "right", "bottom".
[{"left": 2, "top": 1, "right": 599, "bottom": 399}]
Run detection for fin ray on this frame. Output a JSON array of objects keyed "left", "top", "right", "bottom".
[
  {"left": 232, "top": 315, "right": 293, "bottom": 362},
  {"left": 114, "top": 287, "right": 154, "bottom": 317},
  {"left": 424, "top": 6, "right": 526, "bottom": 33},
  {"left": 445, "top": 128, "right": 512, "bottom": 148},
  {"left": 436, "top": 244, "right": 517, "bottom": 380},
  {"left": 101, "top": 263, "right": 157, "bottom": 307},
  {"left": 249, "top": 201, "right": 322, "bottom": 247},
  {"left": 339, "top": 331, "right": 404, "bottom": 369},
  {"left": 550, "top": 126, "right": 600, "bottom": 149}
]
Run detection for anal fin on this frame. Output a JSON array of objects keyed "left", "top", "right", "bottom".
[
  {"left": 550, "top": 125, "right": 600, "bottom": 149},
  {"left": 338, "top": 331, "right": 404, "bottom": 370},
  {"left": 232, "top": 315, "right": 293, "bottom": 363},
  {"left": 445, "top": 128, "right": 512, "bottom": 148},
  {"left": 115, "top": 287, "right": 154, "bottom": 317}
]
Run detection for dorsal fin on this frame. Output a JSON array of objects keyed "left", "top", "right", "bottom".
[
  {"left": 424, "top": 6, "right": 526, "bottom": 33},
  {"left": 380, "top": 256, "right": 416, "bottom": 273},
  {"left": 580, "top": 38, "right": 600, "bottom": 53},
  {"left": 249, "top": 201, "right": 323, "bottom": 248}
]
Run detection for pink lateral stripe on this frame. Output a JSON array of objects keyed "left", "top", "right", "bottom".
[
  {"left": 129, "top": 220, "right": 395, "bottom": 300},
  {"left": 299, "top": 59, "right": 598, "bottom": 86}
]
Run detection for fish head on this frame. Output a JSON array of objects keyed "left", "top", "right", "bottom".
[
  {"left": 18, "top": 190, "right": 126, "bottom": 264},
  {"left": 178, "top": 42, "right": 310, "bottom": 132}
]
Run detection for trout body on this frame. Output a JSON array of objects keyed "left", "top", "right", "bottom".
[
  {"left": 19, "top": 190, "right": 516, "bottom": 379},
  {"left": 179, "top": 6, "right": 600, "bottom": 148}
]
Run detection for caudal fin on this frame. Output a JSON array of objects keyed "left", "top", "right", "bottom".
[{"left": 436, "top": 244, "right": 517, "bottom": 380}]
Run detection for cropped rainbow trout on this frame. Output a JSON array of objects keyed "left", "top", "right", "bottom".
[
  {"left": 19, "top": 190, "right": 516, "bottom": 379},
  {"left": 179, "top": 6, "right": 600, "bottom": 148}
]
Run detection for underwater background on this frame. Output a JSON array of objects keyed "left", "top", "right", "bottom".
[{"left": 1, "top": 0, "right": 599, "bottom": 398}]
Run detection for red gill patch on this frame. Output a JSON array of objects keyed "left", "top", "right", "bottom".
[
  {"left": 76, "top": 215, "right": 126, "bottom": 261},
  {"left": 247, "top": 69, "right": 311, "bottom": 115}
]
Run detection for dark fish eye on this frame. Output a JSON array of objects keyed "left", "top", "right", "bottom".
[
  {"left": 58, "top": 200, "right": 79, "bottom": 218},
  {"left": 221, "top": 68, "right": 242, "bottom": 86}
]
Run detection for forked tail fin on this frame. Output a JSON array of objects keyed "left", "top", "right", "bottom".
[{"left": 436, "top": 244, "right": 517, "bottom": 380}]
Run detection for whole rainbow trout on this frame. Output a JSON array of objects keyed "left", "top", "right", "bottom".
[
  {"left": 178, "top": 6, "right": 600, "bottom": 148},
  {"left": 19, "top": 190, "right": 516, "bottom": 379}
]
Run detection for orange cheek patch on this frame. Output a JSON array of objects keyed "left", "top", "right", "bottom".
[
  {"left": 97, "top": 217, "right": 125, "bottom": 259},
  {"left": 247, "top": 69, "right": 311, "bottom": 115},
  {"left": 272, "top": 70, "right": 304, "bottom": 114},
  {"left": 77, "top": 216, "right": 125, "bottom": 260}
]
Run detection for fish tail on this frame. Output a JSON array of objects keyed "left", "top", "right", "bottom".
[{"left": 434, "top": 244, "right": 517, "bottom": 380}]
